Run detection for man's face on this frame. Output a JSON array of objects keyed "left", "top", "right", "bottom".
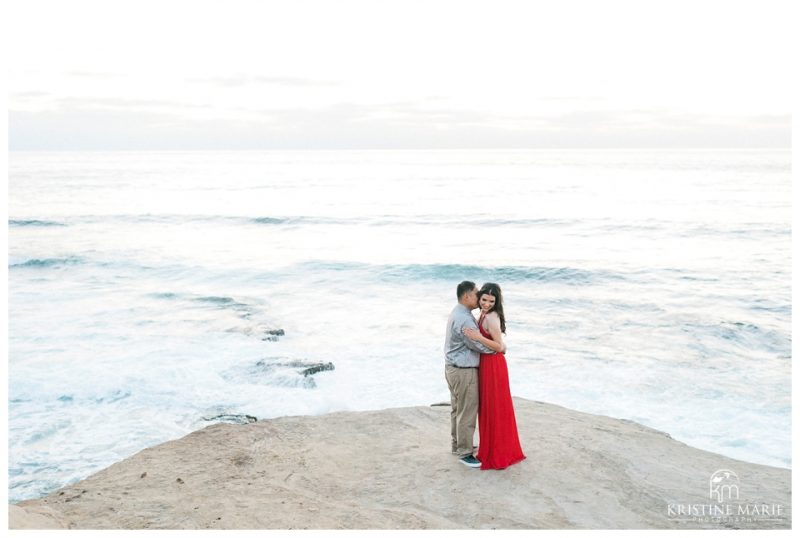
[{"left": 465, "top": 288, "right": 479, "bottom": 309}]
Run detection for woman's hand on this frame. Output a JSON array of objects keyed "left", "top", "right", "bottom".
[{"left": 463, "top": 328, "right": 481, "bottom": 340}]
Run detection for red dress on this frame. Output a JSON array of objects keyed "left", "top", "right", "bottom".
[{"left": 476, "top": 313, "right": 526, "bottom": 470}]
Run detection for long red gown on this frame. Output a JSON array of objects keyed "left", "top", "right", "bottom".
[{"left": 476, "top": 313, "right": 526, "bottom": 470}]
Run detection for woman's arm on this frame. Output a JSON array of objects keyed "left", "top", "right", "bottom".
[{"left": 484, "top": 314, "right": 506, "bottom": 352}]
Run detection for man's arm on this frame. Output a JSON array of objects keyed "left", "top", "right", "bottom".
[
  {"left": 455, "top": 317, "right": 495, "bottom": 354},
  {"left": 464, "top": 327, "right": 507, "bottom": 353},
  {"left": 464, "top": 336, "right": 496, "bottom": 354}
]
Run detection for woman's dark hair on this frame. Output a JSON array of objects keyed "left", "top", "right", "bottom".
[{"left": 478, "top": 282, "right": 506, "bottom": 333}]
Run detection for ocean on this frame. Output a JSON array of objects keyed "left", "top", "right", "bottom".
[{"left": 7, "top": 148, "right": 791, "bottom": 503}]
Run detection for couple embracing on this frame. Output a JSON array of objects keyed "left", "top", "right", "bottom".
[{"left": 444, "top": 281, "right": 525, "bottom": 470}]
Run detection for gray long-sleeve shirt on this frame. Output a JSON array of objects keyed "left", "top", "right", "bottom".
[{"left": 444, "top": 303, "right": 495, "bottom": 368}]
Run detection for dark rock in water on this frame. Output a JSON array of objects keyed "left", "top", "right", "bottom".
[
  {"left": 222, "top": 358, "right": 335, "bottom": 390},
  {"left": 254, "top": 359, "right": 334, "bottom": 378},
  {"left": 300, "top": 362, "right": 335, "bottom": 377},
  {"left": 261, "top": 329, "right": 285, "bottom": 341},
  {"left": 202, "top": 414, "right": 258, "bottom": 424}
]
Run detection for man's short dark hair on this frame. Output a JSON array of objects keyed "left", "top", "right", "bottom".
[{"left": 457, "top": 280, "right": 476, "bottom": 300}]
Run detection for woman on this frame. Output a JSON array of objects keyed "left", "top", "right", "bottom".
[{"left": 463, "top": 283, "right": 525, "bottom": 470}]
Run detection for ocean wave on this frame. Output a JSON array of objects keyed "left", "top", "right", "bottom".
[
  {"left": 192, "top": 214, "right": 573, "bottom": 228},
  {"left": 55, "top": 389, "right": 132, "bottom": 405},
  {"left": 194, "top": 295, "right": 238, "bottom": 304},
  {"left": 248, "top": 215, "right": 367, "bottom": 226},
  {"left": 678, "top": 224, "right": 791, "bottom": 238},
  {"left": 363, "top": 216, "right": 579, "bottom": 227},
  {"left": 9, "top": 219, "right": 66, "bottom": 227},
  {"left": 146, "top": 292, "right": 281, "bottom": 333},
  {"left": 682, "top": 319, "right": 790, "bottom": 355},
  {"left": 14, "top": 213, "right": 785, "bottom": 237},
  {"left": 251, "top": 216, "right": 294, "bottom": 225},
  {"left": 194, "top": 295, "right": 254, "bottom": 314},
  {"left": 718, "top": 321, "right": 790, "bottom": 352},
  {"left": 2, "top": 213, "right": 679, "bottom": 230},
  {"left": 10, "top": 256, "right": 85, "bottom": 268},
  {"left": 155, "top": 293, "right": 253, "bottom": 312},
  {"left": 471, "top": 217, "right": 575, "bottom": 227},
  {"left": 293, "top": 261, "right": 616, "bottom": 285},
  {"left": 12, "top": 213, "right": 340, "bottom": 227},
  {"left": 149, "top": 292, "right": 180, "bottom": 300}
]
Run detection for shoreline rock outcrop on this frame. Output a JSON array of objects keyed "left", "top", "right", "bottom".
[{"left": 9, "top": 398, "right": 791, "bottom": 529}]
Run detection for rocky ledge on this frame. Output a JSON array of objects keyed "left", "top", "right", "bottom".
[{"left": 9, "top": 398, "right": 791, "bottom": 529}]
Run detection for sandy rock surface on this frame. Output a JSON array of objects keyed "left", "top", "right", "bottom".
[{"left": 9, "top": 398, "right": 791, "bottom": 529}]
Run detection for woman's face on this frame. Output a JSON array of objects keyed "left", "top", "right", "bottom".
[{"left": 479, "top": 293, "right": 496, "bottom": 312}]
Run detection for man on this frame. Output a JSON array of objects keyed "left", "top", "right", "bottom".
[{"left": 444, "top": 280, "right": 505, "bottom": 468}]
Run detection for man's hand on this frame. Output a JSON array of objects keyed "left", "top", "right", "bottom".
[{"left": 463, "top": 327, "right": 480, "bottom": 340}]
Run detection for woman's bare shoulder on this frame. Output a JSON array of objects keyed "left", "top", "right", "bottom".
[{"left": 485, "top": 311, "right": 501, "bottom": 324}]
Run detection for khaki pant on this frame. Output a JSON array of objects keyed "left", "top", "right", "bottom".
[{"left": 445, "top": 364, "right": 479, "bottom": 458}]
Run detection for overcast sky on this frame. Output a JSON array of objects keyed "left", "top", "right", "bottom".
[{"left": 8, "top": 0, "right": 793, "bottom": 150}]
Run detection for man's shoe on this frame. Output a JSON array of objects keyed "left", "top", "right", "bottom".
[{"left": 459, "top": 455, "right": 481, "bottom": 468}]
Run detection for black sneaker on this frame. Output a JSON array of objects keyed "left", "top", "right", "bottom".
[{"left": 459, "top": 455, "right": 481, "bottom": 468}]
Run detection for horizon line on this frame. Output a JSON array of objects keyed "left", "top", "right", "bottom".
[{"left": 8, "top": 146, "right": 791, "bottom": 152}]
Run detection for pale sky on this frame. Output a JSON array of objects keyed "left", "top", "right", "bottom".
[{"left": 8, "top": 0, "right": 793, "bottom": 149}]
